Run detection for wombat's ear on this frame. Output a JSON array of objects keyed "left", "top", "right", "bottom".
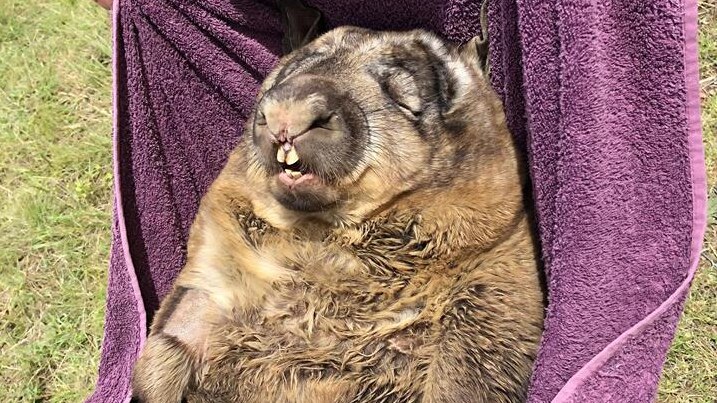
[
  {"left": 276, "top": 0, "right": 323, "bottom": 55},
  {"left": 459, "top": 0, "right": 489, "bottom": 74},
  {"left": 459, "top": 36, "right": 489, "bottom": 74}
]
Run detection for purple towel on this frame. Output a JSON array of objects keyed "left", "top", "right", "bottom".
[{"left": 88, "top": 0, "right": 706, "bottom": 402}]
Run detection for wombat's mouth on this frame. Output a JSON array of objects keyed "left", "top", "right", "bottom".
[
  {"left": 275, "top": 142, "right": 319, "bottom": 189},
  {"left": 271, "top": 140, "right": 338, "bottom": 212}
]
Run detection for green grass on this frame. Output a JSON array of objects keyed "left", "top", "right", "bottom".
[
  {"left": 0, "top": 0, "right": 112, "bottom": 401},
  {"left": 0, "top": 0, "right": 714, "bottom": 402}
]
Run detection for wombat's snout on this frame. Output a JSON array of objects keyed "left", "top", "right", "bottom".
[{"left": 252, "top": 74, "right": 368, "bottom": 189}]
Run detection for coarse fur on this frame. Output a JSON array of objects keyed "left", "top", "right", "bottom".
[{"left": 132, "top": 25, "right": 544, "bottom": 403}]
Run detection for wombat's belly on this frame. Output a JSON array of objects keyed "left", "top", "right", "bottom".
[
  {"left": 194, "top": 273, "right": 441, "bottom": 402},
  {"left": 188, "top": 259, "right": 542, "bottom": 403}
]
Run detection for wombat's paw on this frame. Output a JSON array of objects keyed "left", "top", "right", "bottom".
[{"left": 132, "top": 334, "right": 197, "bottom": 403}]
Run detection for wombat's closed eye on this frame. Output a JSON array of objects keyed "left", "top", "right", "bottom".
[{"left": 131, "top": 2, "right": 544, "bottom": 403}]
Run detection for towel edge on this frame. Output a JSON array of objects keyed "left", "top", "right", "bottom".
[
  {"left": 111, "top": 0, "right": 148, "bottom": 401},
  {"left": 550, "top": 0, "right": 707, "bottom": 400}
]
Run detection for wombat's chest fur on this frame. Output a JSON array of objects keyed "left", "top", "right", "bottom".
[{"left": 187, "top": 212, "right": 542, "bottom": 403}]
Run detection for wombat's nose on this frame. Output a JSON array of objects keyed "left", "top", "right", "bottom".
[
  {"left": 259, "top": 100, "right": 321, "bottom": 144},
  {"left": 256, "top": 77, "right": 340, "bottom": 145}
]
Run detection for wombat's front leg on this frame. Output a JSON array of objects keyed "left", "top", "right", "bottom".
[{"left": 132, "top": 286, "right": 217, "bottom": 403}]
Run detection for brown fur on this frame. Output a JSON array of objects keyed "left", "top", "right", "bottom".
[{"left": 132, "top": 27, "right": 544, "bottom": 403}]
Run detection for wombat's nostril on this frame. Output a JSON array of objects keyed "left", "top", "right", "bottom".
[{"left": 276, "top": 125, "right": 290, "bottom": 143}]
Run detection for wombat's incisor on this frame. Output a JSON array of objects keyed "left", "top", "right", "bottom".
[{"left": 131, "top": 23, "right": 544, "bottom": 403}]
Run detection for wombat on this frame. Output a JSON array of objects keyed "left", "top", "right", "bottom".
[{"left": 131, "top": 12, "right": 544, "bottom": 403}]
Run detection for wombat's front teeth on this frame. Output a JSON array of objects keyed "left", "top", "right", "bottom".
[
  {"left": 284, "top": 169, "right": 303, "bottom": 179},
  {"left": 285, "top": 146, "right": 299, "bottom": 165},
  {"left": 276, "top": 144, "right": 300, "bottom": 166}
]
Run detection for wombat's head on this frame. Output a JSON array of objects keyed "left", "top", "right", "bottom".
[{"left": 238, "top": 10, "right": 518, "bottom": 227}]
